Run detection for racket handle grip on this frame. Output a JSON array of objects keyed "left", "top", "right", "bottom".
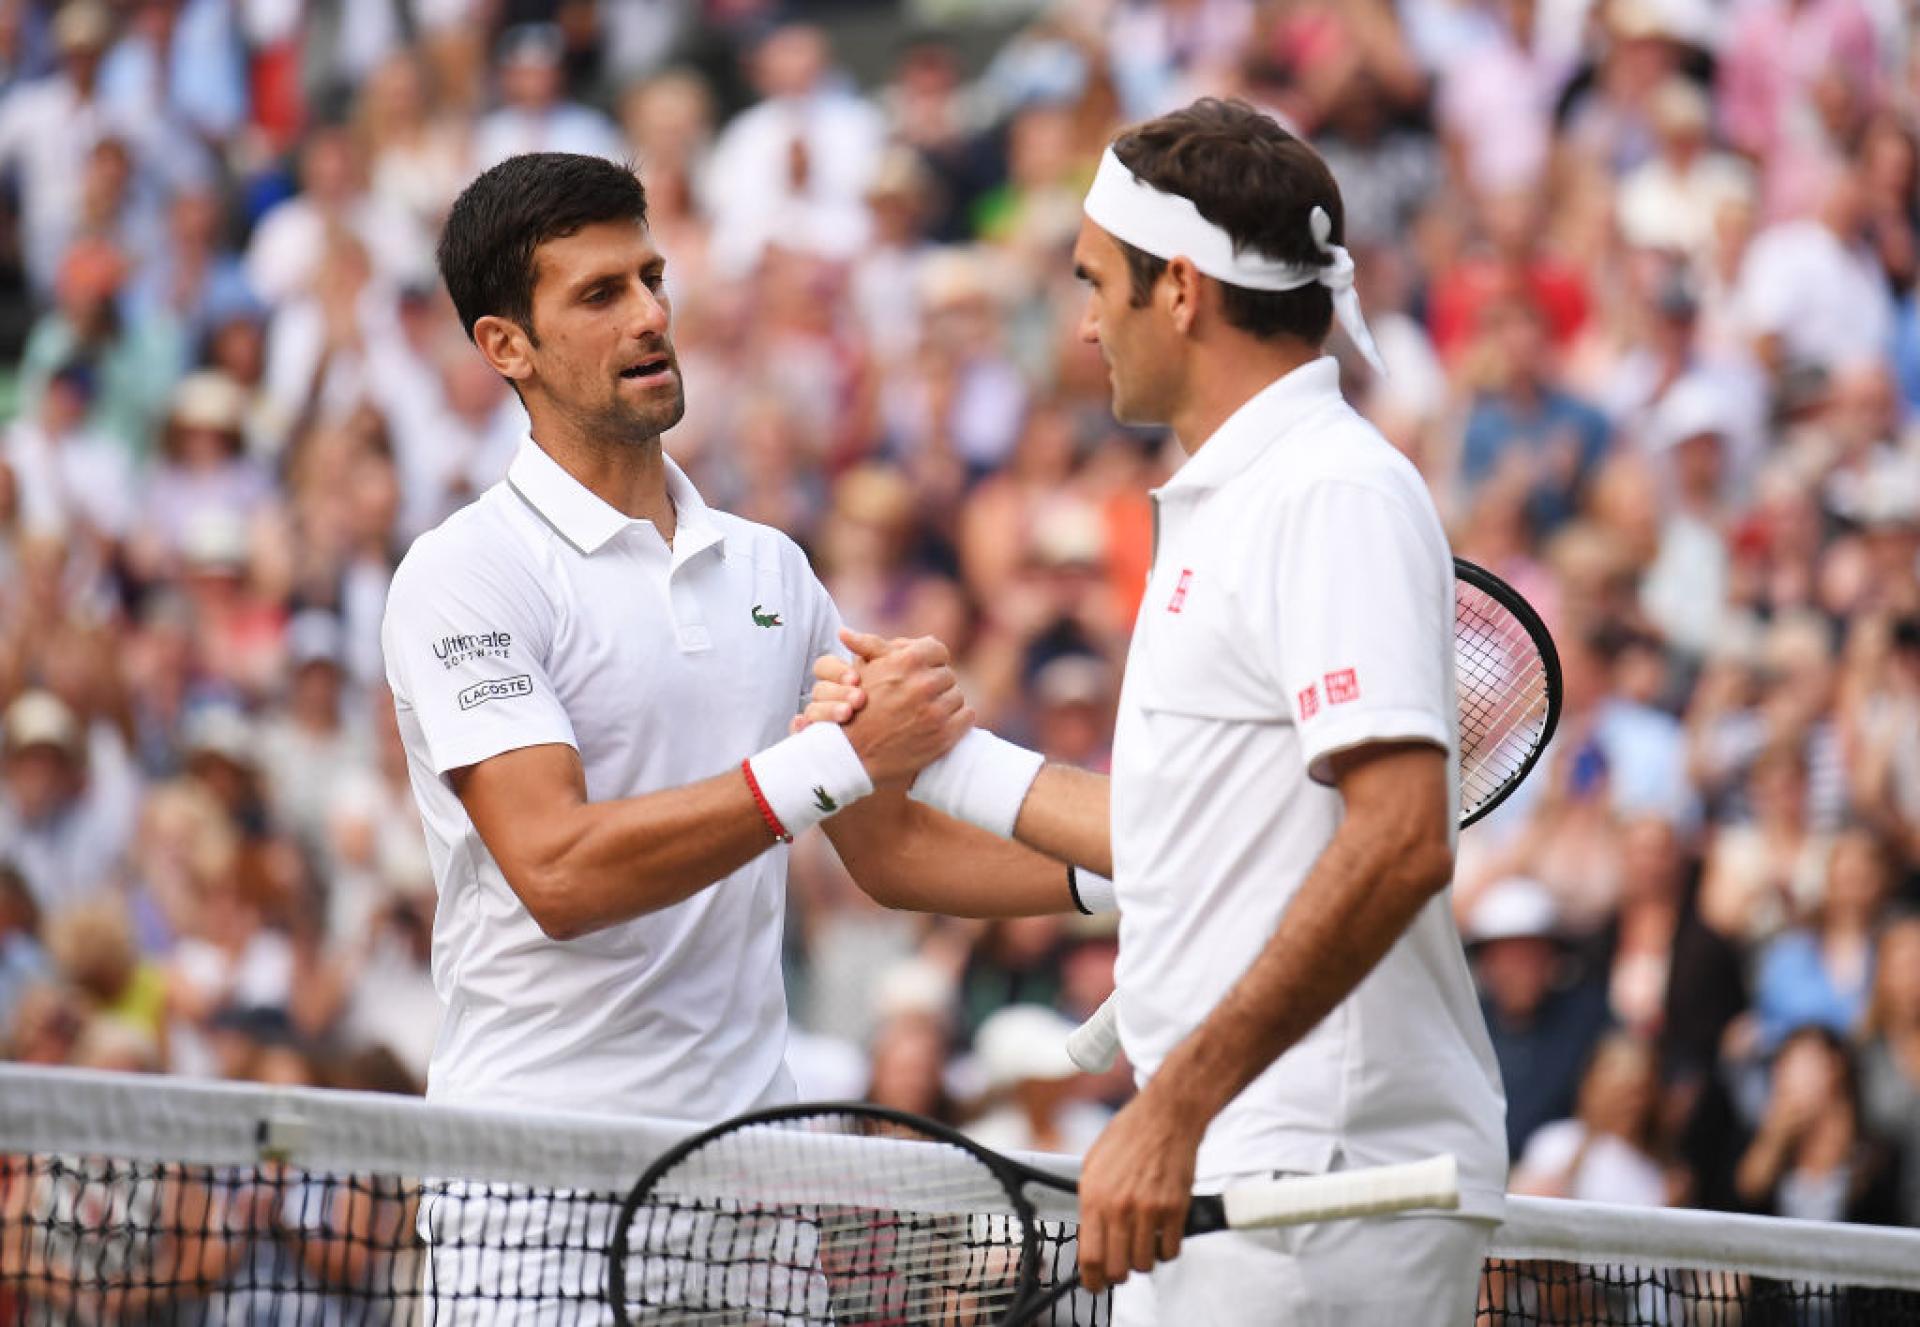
[
  {"left": 1217, "top": 1155, "right": 1460, "bottom": 1231},
  {"left": 1065, "top": 996, "right": 1121, "bottom": 1073}
]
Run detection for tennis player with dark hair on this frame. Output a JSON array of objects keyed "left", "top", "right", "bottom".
[
  {"left": 809, "top": 99, "right": 1508, "bottom": 1322},
  {"left": 385, "top": 152, "right": 1082, "bottom": 1318}
]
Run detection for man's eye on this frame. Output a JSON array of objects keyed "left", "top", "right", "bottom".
[{"left": 584, "top": 288, "right": 610, "bottom": 304}]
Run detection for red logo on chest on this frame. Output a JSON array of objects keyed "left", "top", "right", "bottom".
[
  {"left": 1167, "top": 568, "right": 1194, "bottom": 613},
  {"left": 1325, "top": 668, "right": 1360, "bottom": 704},
  {"left": 1297, "top": 684, "right": 1319, "bottom": 720}
]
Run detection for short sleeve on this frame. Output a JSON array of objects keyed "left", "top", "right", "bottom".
[
  {"left": 1270, "top": 480, "right": 1451, "bottom": 785},
  {"left": 382, "top": 533, "right": 576, "bottom": 776}
]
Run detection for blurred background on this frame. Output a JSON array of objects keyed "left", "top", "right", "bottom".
[{"left": 0, "top": 0, "right": 1915, "bottom": 1234}]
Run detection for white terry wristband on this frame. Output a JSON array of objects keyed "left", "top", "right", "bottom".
[
  {"left": 746, "top": 722, "right": 875, "bottom": 840},
  {"left": 908, "top": 728, "right": 1045, "bottom": 839},
  {"left": 1068, "top": 867, "right": 1117, "bottom": 916}
]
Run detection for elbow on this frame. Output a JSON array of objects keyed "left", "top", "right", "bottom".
[
  {"left": 515, "top": 861, "right": 599, "bottom": 942},
  {"left": 1387, "top": 835, "right": 1455, "bottom": 903},
  {"left": 530, "top": 907, "right": 591, "bottom": 943}
]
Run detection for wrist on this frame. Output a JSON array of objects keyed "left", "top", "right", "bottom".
[
  {"left": 745, "top": 723, "right": 875, "bottom": 842},
  {"left": 1068, "top": 865, "right": 1117, "bottom": 916},
  {"left": 1139, "top": 1071, "right": 1218, "bottom": 1141},
  {"left": 907, "top": 728, "right": 1045, "bottom": 839}
]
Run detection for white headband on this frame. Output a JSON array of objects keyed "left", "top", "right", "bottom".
[{"left": 1082, "top": 146, "right": 1387, "bottom": 376}]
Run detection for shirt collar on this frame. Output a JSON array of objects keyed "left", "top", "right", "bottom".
[
  {"left": 1160, "top": 355, "right": 1344, "bottom": 495},
  {"left": 506, "top": 435, "right": 723, "bottom": 559}
]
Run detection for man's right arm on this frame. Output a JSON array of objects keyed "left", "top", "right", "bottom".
[
  {"left": 446, "top": 636, "right": 972, "bottom": 941},
  {"left": 450, "top": 745, "right": 807, "bottom": 941},
  {"left": 386, "top": 537, "right": 967, "bottom": 941}
]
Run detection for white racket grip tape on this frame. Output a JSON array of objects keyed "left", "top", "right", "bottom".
[
  {"left": 1221, "top": 1154, "right": 1459, "bottom": 1230},
  {"left": 1064, "top": 995, "right": 1121, "bottom": 1073}
]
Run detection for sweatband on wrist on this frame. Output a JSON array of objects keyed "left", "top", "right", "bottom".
[
  {"left": 1067, "top": 866, "right": 1117, "bottom": 916},
  {"left": 908, "top": 728, "right": 1045, "bottom": 839},
  {"left": 745, "top": 722, "right": 874, "bottom": 842}
]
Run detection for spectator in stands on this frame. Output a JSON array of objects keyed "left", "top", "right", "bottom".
[
  {"left": 472, "top": 23, "right": 622, "bottom": 170},
  {"left": 123, "top": 184, "right": 255, "bottom": 351},
  {"left": 0, "top": 1, "right": 145, "bottom": 293},
  {"left": 1457, "top": 292, "right": 1611, "bottom": 534},
  {"left": 16, "top": 237, "right": 185, "bottom": 461},
  {"left": 1734, "top": 1024, "right": 1902, "bottom": 1224},
  {"left": 965, "top": 1003, "right": 1108, "bottom": 1154},
  {"left": 43, "top": 894, "right": 165, "bottom": 1050},
  {"left": 1735, "top": 169, "right": 1896, "bottom": 381},
  {"left": 1617, "top": 79, "right": 1756, "bottom": 264},
  {"left": 0, "top": 690, "right": 137, "bottom": 913},
  {"left": 1467, "top": 877, "right": 1612, "bottom": 1158},
  {"left": 1751, "top": 827, "right": 1894, "bottom": 1050},
  {"left": 254, "top": 611, "right": 366, "bottom": 857},
  {"left": 1512, "top": 1032, "right": 1679, "bottom": 1207},
  {"left": 356, "top": 49, "right": 472, "bottom": 246},
  {"left": 705, "top": 22, "right": 886, "bottom": 274},
  {"left": 133, "top": 371, "right": 272, "bottom": 581},
  {"left": 3, "top": 360, "right": 136, "bottom": 549},
  {"left": 98, "top": 0, "right": 248, "bottom": 147},
  {"left": 866, "top": 999, "right": 961, "bottom": 1127},
  {"left": 245, "top": 125, "right": 422, "bottom": 307}
]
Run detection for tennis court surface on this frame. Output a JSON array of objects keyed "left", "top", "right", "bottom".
[{"left": 3, "top": 1066, "right": 1918, "bottom": 1324}]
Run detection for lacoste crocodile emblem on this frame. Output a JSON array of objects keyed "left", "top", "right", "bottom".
[
  {"left": 752, "top": 605, "right": 783, "bottom": 628},
  {"left": 813, "top": 786, "right": 837, "bottom": 813}
]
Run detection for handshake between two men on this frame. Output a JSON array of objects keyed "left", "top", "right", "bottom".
[{"left": 777, "top": 625, "right": 1118, "bottom": 930}]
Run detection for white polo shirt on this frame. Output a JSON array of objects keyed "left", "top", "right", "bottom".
[
  {"left": 1110, "top": 357, "right": 1507, "bottom": 1217},
  {"left": 382, "top": 437, "right": 840, "bottom": 1120}
]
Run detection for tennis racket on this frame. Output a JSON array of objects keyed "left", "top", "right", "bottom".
[
  {"left": 1064, "top": 555, "right": 1560, "bottom": 1073},
  {"left": 605, "top": 1102, "right": 1457, "bottom": 1326}
]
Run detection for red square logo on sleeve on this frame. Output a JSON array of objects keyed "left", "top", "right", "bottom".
[
  {"left": 1325, "top": 668, "right": 1360, "bottom": 704},
  {"left": 1297, "top": 684, "right": 1319, "bottom": 720}
]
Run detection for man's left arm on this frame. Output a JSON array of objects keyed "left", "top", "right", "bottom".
[
  {"left": 823, "top": 786, "right": 1086, "bottom": 918},
  {"left": 1074, "top": 740, "right": 1451, "bottom": 1289}
]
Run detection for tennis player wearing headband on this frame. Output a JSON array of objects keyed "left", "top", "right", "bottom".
[{"left": 807, "top": 100, "right": 1507, "bottom": 1322}]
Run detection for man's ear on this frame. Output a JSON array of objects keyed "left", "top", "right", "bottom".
[
  {"left": 472, "top": 314, "right": 536, "bottom": 386},
  {"left": 1162, "top": 257, "right": 1202, "bottom": 336}
]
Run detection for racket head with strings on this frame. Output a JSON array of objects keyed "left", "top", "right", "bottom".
[
  {"left": 605, "top": 1103, "right": 1460, "bottom": 1326},
  {"left": 1451, "top": 557, "right": 1562, "bottom": 828},
  {"left": 605, "top": 1101, "right": 1074, "bottom": 1326}
]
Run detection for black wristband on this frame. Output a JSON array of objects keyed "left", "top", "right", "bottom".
[{"left": 1066, "top": 864, "right": 1092, "bottom": 916}]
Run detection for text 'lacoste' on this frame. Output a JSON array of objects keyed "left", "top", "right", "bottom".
[{"left": 458, "top": 675, "right": 533, "bottom": 710}]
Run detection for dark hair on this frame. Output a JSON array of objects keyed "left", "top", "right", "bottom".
[
  {"left": 1110, "top": 99, "right": 1343, "bottom": 345},
  {"left": 436, "top": 153, "right": 650, "bottom": 342}
]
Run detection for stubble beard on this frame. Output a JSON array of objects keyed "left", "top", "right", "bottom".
[{"left": 586, "top": 370, "right": 688, "bottom": 449}]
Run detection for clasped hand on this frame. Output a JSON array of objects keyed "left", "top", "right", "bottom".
[{"left": 794, "top": 628, "right": 972, "bottom": 785}]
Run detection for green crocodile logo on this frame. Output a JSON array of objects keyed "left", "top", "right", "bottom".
[
  {"left": 752, "top": 604, "right": 783, "bottom": 628},
  {"left": 812, "top": 786, "right": 838, "bottom": 814}
]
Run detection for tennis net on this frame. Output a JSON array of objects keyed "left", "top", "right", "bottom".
[{"left": 2, "top": 1065, "right": 1918, "bottom": 1324}]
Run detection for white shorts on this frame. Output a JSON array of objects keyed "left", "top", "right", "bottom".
[{"left": 1110, "top": 1213, "right": 1493, "bottom": 1327}]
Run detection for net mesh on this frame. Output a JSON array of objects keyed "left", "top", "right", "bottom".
[{"left": 3, "top": 1067, "right": 1918, "bottom": 1325}]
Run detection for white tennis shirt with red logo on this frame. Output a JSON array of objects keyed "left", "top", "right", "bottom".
[{"left": 1109, "top": 356, "right": 1508, "bottom": 1218}]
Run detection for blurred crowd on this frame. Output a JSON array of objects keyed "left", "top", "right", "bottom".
[{"left": 0, "top": 0, "right": 1915, "bottom": 1240}]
